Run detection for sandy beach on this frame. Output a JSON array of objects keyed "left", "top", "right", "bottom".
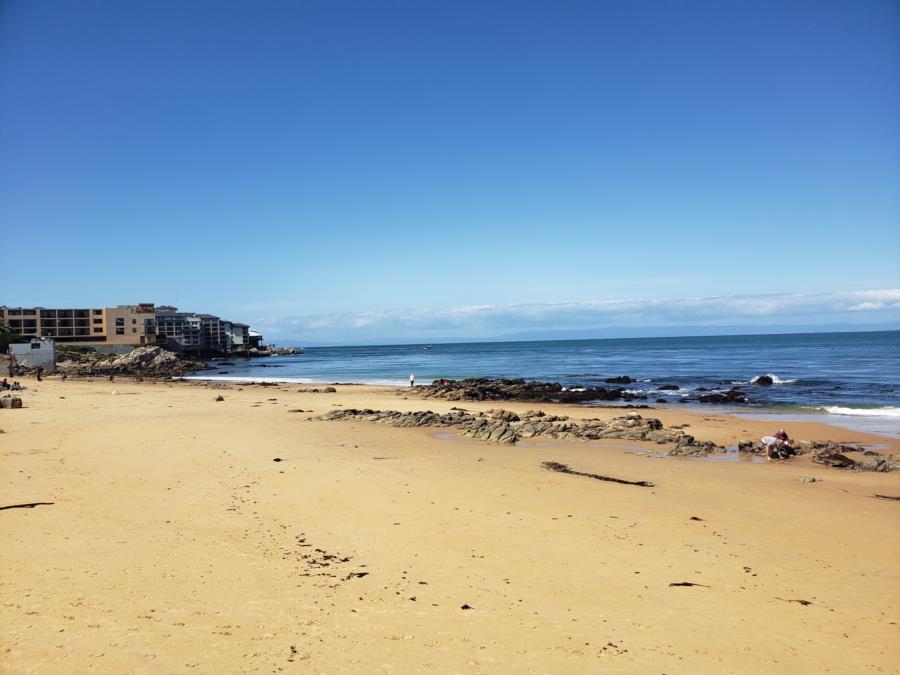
[{"left": 2, "top": 378, "right": 899, "bottom": 673}]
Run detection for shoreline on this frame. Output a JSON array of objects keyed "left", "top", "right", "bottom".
[
  {"left": 181, "top": 373, "right": 900, "bottom": 439},
  {"left": 2, "top": 379, "right": 898, "bottom": 671}
]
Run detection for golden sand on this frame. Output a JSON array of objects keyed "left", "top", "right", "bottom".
[{"left": 2, "top": 379, "right": 898, "bottom": 673}]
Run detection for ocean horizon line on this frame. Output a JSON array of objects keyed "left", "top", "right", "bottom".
[{"left": 270, "top": 326, "right": 900, "bottom": 350}]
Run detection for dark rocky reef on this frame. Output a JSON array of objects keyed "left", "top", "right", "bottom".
[
  {"left": 318, "top": 407, "right": 724, "bottom": 453},
  {"left": 604, "top": 375, "right": 633, "bottom": 385},
  {"left": 408, "top": 377, "right": 754, "bottom": 405},
  {"left": 408, "top": 378, "right": 646, "bottom": 404},
  {"left": 801, "top": 441, "right": 900, "bottom": 472},
  {"left": 696, "top": 388, "right": 747, "bottom": 404},
  {"left": 318, "top": 407, "right": 898, "bottom": 471}
]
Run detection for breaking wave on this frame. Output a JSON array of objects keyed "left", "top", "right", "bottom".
[
  {"left": 731, "top": 373, "right": 798, "bottom": 385},
  {"left": 822, "top": 406, "right": 900, "bottom": 418}
]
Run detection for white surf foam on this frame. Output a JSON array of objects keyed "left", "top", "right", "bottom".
[
  {"left": 750, "top": 373, "right": 796, "bottom": 384},
  {"left": 823, "top": 406, "right": 900, "bottom": 418}
]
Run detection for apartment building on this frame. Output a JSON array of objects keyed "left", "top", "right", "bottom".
[
  {"left": 155, "top": 309, "right": 203, "bottom": 350},
  {"left": 3, "top": 303, "right": 258, "bottom": 354},
  {"left": 229, "top": 323, "right": 250, "bottom": 351},
  {"left": 1, "top": 304, "right": 157, "bottom": 346},
  {"left": 154, "top": 310, "right": 253, "bottom": 354}
]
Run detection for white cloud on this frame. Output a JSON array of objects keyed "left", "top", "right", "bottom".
[{"left": 251, "top": 289, "right": 900, "bottom": 342}]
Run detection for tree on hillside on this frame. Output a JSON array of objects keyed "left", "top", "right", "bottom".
[{"left": 0, "top": 320, "right": 28, "bottom": 353}]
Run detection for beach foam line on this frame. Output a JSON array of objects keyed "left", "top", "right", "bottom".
[
  {"left": 180, "top": 375, "right": 410, "bottom": 387},
  {"left": 823, "top": 406, "right": 900, "bottom": 418}
]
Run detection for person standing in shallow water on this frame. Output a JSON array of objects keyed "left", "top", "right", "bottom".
[{"left": 409, "top": 373, "right": 415, "bottom": 387}]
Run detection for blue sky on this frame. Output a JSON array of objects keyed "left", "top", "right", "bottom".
[{"left": 1, "top": 0, "right": 898, "bottom": 342}]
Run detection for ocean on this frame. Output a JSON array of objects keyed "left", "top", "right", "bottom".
[{"left": 190, "top": 330, "right": 900, "bottom": 436}]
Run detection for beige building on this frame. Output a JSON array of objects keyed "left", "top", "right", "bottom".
[{"left": 1, "top": 304, "right": 158, "bottom": 347}]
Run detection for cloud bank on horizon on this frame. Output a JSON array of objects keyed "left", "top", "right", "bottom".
[{"left": 253, "top": 289, "right": 900, "bottom": 344}]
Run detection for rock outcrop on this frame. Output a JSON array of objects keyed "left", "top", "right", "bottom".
[
  {"left": 57, "top": 346, "right": 208, "bottom": 378},
  {"left": 317, "top": 406, "right": 896, "bottom": 470},
  {"left": 408, "top": 378, "right": 755, "bottom": 405},
  {"left": 407, "top": 378, "right": 646, "bottom": 404},
  {"left": 604, "top": 376, "right": 633, "bottom": 384},
  {"left": 803, "top": 441, "right": 900, "bottom": 472},
  {"left": 811, "top": 446, "right": 856, "bottom": 468},
  {"left": 737, "top": 439, "right": 758, "bottom": 452},
  {"left": 318, "top": 407, "right": 722, "bottom": 451},
  {"left": 696, "top": 388, "right": 747, "bottom": 404}
]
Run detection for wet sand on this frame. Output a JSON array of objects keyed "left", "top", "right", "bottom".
[{"left": 1, "top": 379, "right": 899, "bottom": 672}]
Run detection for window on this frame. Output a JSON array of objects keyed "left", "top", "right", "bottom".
[
  {"left": 116, "top": 327, "right": 124, "bottom": 335},
  {"left": 8, "top": 309, "right": 21, "bottom": 316},
  {"left": 115, "top": 318, "right": 124, "bottom": 326},
  {"left": 131, "top": 328, "right": 137, "bottom": 333},
  {"left": 93, "top": 309, "right": 102, "bottom": 315},
  {"left": 93, "top": 318, "right": 102, "bottom": 324},
  {"left": 131, "top": 319, "right": 136, "bottom": 324},
  {"left": 94, "top": 327, "right": 103, "bottom": 333}
]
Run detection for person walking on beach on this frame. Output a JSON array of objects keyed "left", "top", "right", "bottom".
[{"left": 409, "top": 372, "right": 415, "bottom": 387}]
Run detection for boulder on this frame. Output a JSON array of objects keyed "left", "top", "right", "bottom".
[
  {"left": 605, "top": 376, "right": 633, "bottom": 384},
  {"left": 812, "top": 447, "right": 855, "bottom": 469},
  {"left": 856, "top": 455, "right": 900, "bottom": 473},
  {"left": 0, "top": 395, "right": 23, "bottom": 409},
  {"left": 697, "top": 388, "right": 747, "bottom": 404},
  {"left": 488, "top": 408, "right": 519, "bottom": 422},
  {"left": 658, "top": 384, "right": 680, "bottom": 391},
  {"left": 754, "top": 375, "right": 774, "bottom": 386}
]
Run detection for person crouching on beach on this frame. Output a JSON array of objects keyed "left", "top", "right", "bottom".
[{"left": 762, "top": 428, "right": 794, "bottom": 460}]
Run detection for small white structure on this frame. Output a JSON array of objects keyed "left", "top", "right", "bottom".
[{"left": 9, "top": 338, "right": 57, "bottom": 371}]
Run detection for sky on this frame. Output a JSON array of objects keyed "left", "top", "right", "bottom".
[{"left": 1, "top": 0, "right": 898, "bottom": 343}]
